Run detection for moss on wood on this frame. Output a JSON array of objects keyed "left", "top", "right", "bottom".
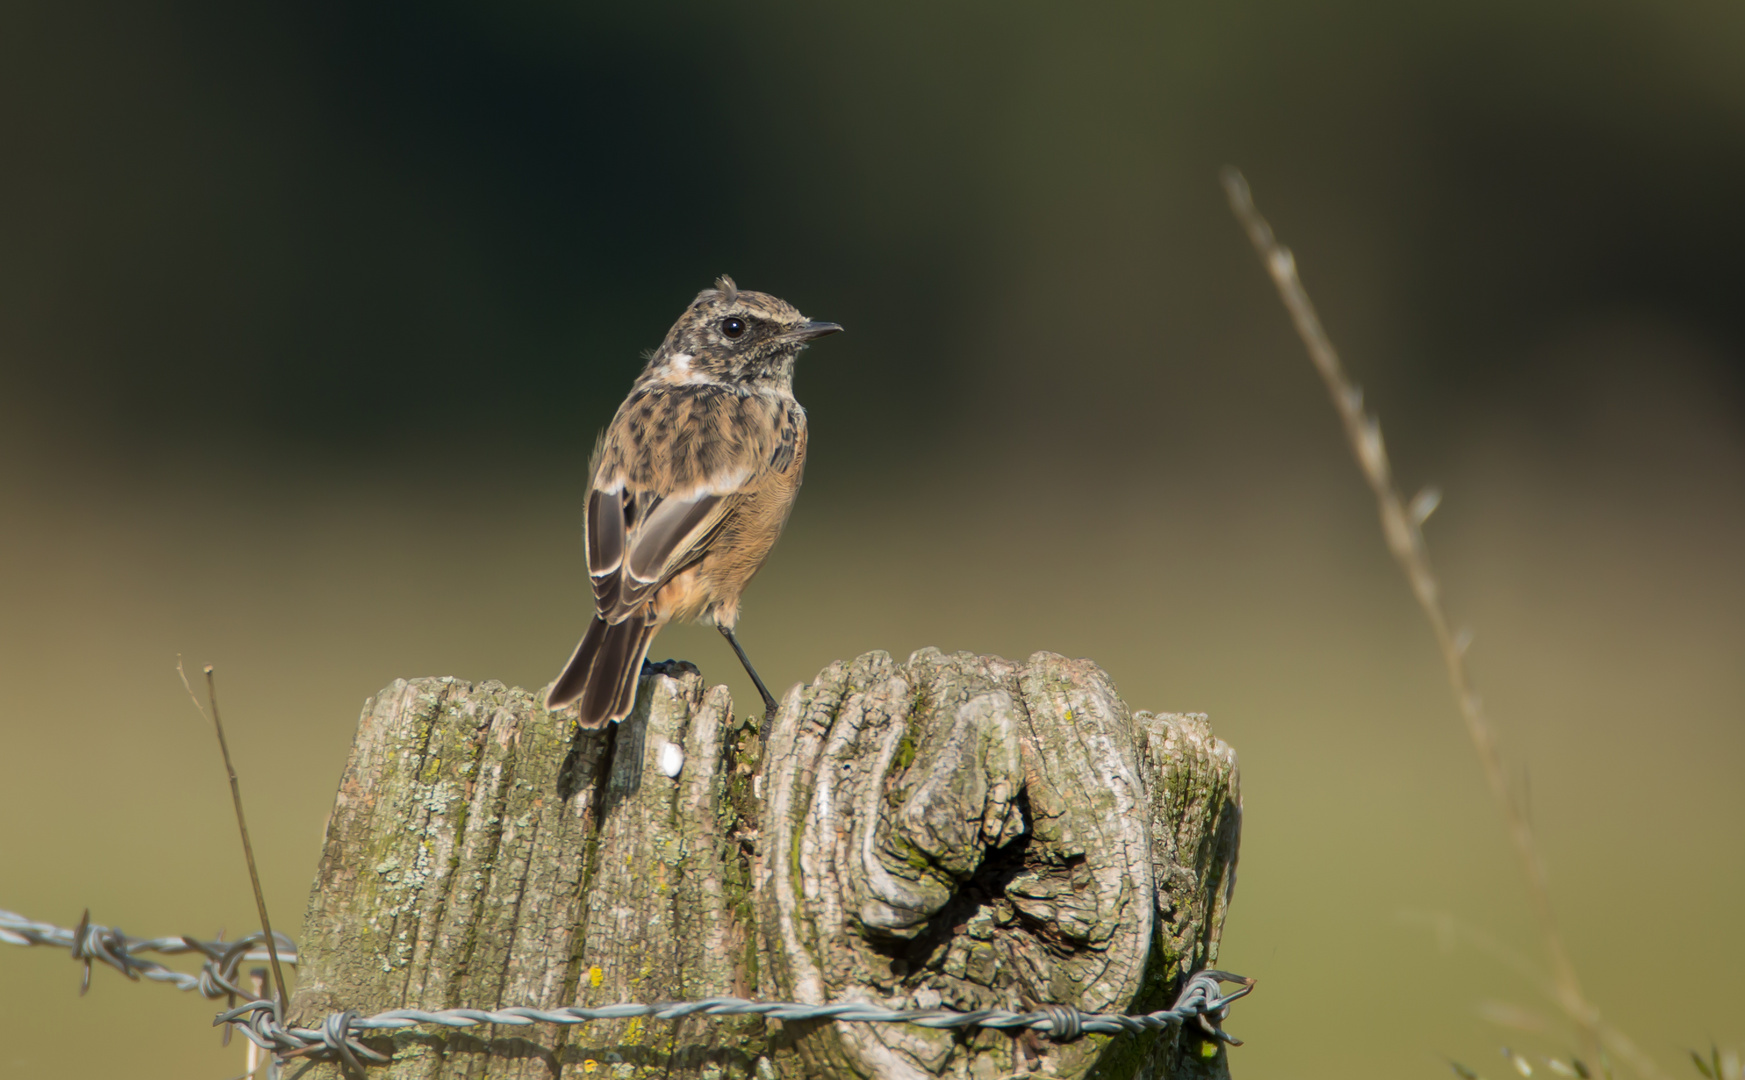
[{"left": 289, "top": 650, "right": 1240, "bottom": 1080}]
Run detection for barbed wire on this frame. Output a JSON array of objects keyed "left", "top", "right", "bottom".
[
  {"left": 3, "top": 907, "right": 1251, "bottom": 1073},
  {"left": 0, "top": 907, "right": 297, "bottom": 999},
  {"left": 219, "top": 969, "right": 1253, "bottom": 1073}
]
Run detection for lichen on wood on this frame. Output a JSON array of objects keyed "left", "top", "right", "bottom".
[{"left": 288, "top": 649, "right": 1241, "bottom": 1080}]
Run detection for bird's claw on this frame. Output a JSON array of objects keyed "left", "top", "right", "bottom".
[{"left": 644, "top": 657, "right": 701, "bottom": 679}]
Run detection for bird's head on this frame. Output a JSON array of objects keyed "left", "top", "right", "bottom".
[{"left": 650, "top": 275, "right": 842, "bottom": 388}]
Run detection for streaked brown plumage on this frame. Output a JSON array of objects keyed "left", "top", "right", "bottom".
[{"left": 545, "top": 276, "right": 841, "bottom": 727}]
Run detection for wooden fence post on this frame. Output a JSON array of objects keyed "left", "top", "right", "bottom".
[{"left": 287, "top": 648, "right": 1242, "bottom": 1080}]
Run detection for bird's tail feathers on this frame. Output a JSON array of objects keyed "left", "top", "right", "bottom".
[{"left": 545, "top": 614, "right": 657, "bottom": 728}]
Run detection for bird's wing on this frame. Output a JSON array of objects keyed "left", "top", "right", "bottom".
[
  {"left": 584, "top": 386, "right": 786, "bottom": 622},
  {"left": 587, "top": 484, "right": 733, "bottom": 620}
]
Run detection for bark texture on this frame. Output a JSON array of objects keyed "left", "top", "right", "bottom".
[{"left": 289, "top": 649, "right": 1241, "bottom": 1080}]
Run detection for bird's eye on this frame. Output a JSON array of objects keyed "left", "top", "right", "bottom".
[{"left": 720, "top": 317, "right": 746, "bottom": 339}]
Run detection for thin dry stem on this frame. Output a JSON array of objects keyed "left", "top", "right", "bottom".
[
  {"left": 1220, "top": 167, "right": 1665, "bottom": 1080},
  {"left": 177, "top": 658, "right": 290, "bottom": 1017}
]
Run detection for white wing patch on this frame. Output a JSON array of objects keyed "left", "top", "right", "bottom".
[{"left": 667, "top": 465, "right": 752, "bottom": 504}]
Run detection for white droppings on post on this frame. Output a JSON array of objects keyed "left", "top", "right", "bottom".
[{"left": 659, "top": 741, "right": 685, "bottom": 778}]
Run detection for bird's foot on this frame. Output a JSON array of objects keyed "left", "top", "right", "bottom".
[{"left": 643, "top": 657, "right": 701, "bottom": 679}]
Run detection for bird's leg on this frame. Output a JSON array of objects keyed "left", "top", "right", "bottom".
[{"left": 717, "top": 624, "right": 780, "bottom": 724}]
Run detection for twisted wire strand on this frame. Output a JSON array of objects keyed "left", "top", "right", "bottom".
[
  {"left": 0, "top": 907, "right": 298, "bottom": 999},
  {"left": 3, "top": 907, "right": 1251, "bottom": 1069},
  {"left": 214, "top": 971, "right": 1254, "bottom": 1067}
]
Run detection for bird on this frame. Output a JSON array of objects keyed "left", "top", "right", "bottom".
[{"left": 545, "top": 275, "right": 842, "bottom": 729}]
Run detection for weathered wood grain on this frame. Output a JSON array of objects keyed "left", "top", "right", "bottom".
[{"left": 288, "top": 649, "right": 1241, "bottom": 1080}]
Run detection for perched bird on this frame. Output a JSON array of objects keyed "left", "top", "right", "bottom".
[{"left": 545, "top": 276, "right": 842, "bottom": 727}]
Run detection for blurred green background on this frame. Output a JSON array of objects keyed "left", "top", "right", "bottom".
[{"left": 2, "top": 2, "right": 1741, "bottom": 1077}]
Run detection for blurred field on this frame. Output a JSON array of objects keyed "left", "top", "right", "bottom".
[
  {"left": 2, "top": 1, "right": 1743, "bottom": 1077},
  {"left": 3, "top": 346, "right": 1740, "bottom": 1077}
]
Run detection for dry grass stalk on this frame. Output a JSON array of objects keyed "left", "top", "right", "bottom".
[
  {"left": 1219, "top": 167, "right": 1667, "bottom": 1080},
  {"left": 176, "top": 658, "right": 291, "bottom": 1019}
]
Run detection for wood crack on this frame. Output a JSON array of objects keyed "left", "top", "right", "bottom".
[{"left": 291, "top": 651, "right": 1241, "bottom": 1080}]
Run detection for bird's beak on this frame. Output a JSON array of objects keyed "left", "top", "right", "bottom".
[{"left": 785, "top": 320, "right": 844, "bottom": 342}]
